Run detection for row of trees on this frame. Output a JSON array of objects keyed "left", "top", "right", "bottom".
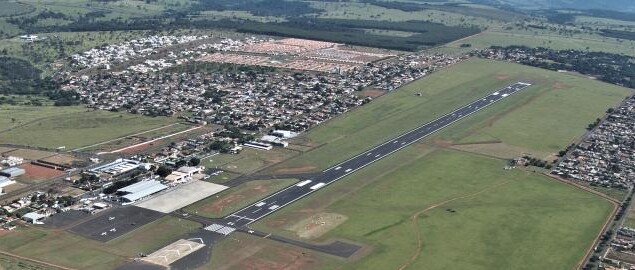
[{"left": 483, "top": 46, "right": 635, "bottom": 89}]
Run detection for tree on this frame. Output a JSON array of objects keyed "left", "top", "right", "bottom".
[
  {"left": 175, "top": 159, "right": 187, "bottom": 167},
  {"left": 189, "top": 157, "right": 201, "bottom": 166},
  {"left": 156, "top": 165, "right": 172, "bottom": 177}
]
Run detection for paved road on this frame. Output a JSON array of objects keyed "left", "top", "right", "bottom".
[
  {"left": 202, "top": 82, "right": 533, "bottom": 235},
  {"left": 235, "top": 227, "right": 362, "bottom": 258}
]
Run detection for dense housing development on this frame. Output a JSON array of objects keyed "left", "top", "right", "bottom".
[
  {"left": 554, "top": 96, "right": 635, "bottom": 189},
  {"left": 62, "top": 36, "right": 459, "bottom": 131}
]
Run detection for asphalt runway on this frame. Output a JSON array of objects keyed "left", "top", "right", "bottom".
[
  {"left": 68, "top": 206, "right": 165, "bottom": 242},
  {"left": 203, "top": 82, "right": 533, "bottom": 233}
]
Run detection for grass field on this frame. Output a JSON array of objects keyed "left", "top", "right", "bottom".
[
  {"left": 185, "top": 178, "right": 298, "bottom": 218},
  {"left": 0, "top": 105, "right": 177, "bottom": 149},
  {"left": 0, "top": 253, "right": 52, "bottom": 270},
  {"left": 443, "top": 70, "right": 632, "bottom": 158},
  {"left": 0, "top": 2, "right": 35, "bottom": 17},
  {"left": 0, "top": 227, "right": 124, "bottom": 269},
  {"left": 267, "top": 58, "right": 632, "bottom": 172},
  {"left": 0, "top": 215, "right": 200, "bottom": 270},
  {"left": 105, "top": 216, "right": 201, "bottom": 255},
  {"left": 202, "top": 148, "right": 297, "bottom": 175},
  {"left": 313, "top": 1, "right": 506, "bottom": 28},
  {"left": 206, "top": 232, "right": 342, "bottom": 270},
  {"left": 436, "top": 31, "right": 635, "bottom": 56},
  {"left": 253, "top": 149, "right": 614, "bottom": 270}
]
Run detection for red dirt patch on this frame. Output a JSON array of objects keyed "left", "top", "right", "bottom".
[
  {"left": 359, "top": 89, "right": 385, "bottom": 98},
  {"left": 19, "top": 163, "right": 64, "bottom": 182},
  {"left": 201, "top": 194, "right": 245, "bottom": 215},
  {"left": 430, "top": 139, "right": 454, "bottom": 147},
  {"left": 552, "top": 81, "right": 570, "bottom": 90},
  {"left": 236, "top": 247, "right": 317, "bottom": 270},
  {"left": 118, "top": 141, "right": 155, "bottom": 154},
  {"left": 40, "top": 154, "right": 82, "bottom": 167},
  {"left": 496, "top": 74, "right": 509, "bottom": 81},
  {"left": 200, "top": 184, "right": 268, "bottom": 215}
]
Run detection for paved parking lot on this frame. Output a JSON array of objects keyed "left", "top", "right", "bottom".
[
  {"left": 68, "top": 206, "right": 164, "bottom": 242},
  {"left": 135, "top": 180, "right": 227, "bottom": 213}
]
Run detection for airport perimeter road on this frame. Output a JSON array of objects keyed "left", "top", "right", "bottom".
[{"left": 203, "top": 82, "right": 533, "bottom": 235}]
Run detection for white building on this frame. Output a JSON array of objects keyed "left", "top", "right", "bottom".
[
  {"left": 0, "top": 176, "right": 16, "bottom": 188},
  {"left": 118, "top": 180, "right": 168, "bottom": 204},
  {"left": 22, "top": 212, "right": 46, "bottom": 224},
  {"left": 272, "top": 130, "right": 298, "bottom": 138},
  {"left": 1, "top": 156, "right": 24, "bottom": 167},
  {"left": 19, "top": 35, "right": 38, "bottom": 42}
]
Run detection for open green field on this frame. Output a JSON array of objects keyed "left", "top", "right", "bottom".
[
  {"left": 185, "top": 178, "right": 298, "bottom": 218},
  {"left": 312, "top": 1, "right": 508, "bottom": 28},
  {"left": 206, "top": 232, "right": 342, "bottom": 270},
  {"left": 268, "top": 58, "right": 632, "bottom": 172},
  {"left": 202, "top": 147, "right": 297, "bottom": 175},
  {"left": 105, "top": 216, "right": 201, "bottom": 255},
  {"left": 0, "top": 253, "right": 52, "bottom": 270},
  {"left": 0, "top": 2, "right": 35, "bottom": 17},
  {"left": 0, "top": 105, "right": 177, "bottom": 149},
  {"left": 444, "top": 70, "right": 632, "bottom": 158},
  {"left": 0, "top": 216, "right": 200, "bottom": 270},
  {"left": 0, "top": 227, "right": 124, "bottom": 269},
  {"left": 436, "top": 31, "right": 635, "bottom": 56},
  {"left": 0, "top": 104, "right": 86, "bottom": 131},
  {"left": 253, "top": 149, "right": 614, "bottom": 270}
]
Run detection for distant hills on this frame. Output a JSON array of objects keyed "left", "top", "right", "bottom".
[{"left": 474, "top": 0, "right": 635, "bottom": 13}]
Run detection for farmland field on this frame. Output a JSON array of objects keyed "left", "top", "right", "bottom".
[{"left": 0, "top": 105, "right": 178, "bottom": 149}]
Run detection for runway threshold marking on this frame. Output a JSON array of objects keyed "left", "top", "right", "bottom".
[
  {"left": 310, "top": 183, "right": 326, "bottom": 190},
  {"left": 296, "top": 180, "right": 313, "bottom": 187}
]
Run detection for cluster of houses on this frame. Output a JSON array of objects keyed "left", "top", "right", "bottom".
[
  {"left": 600, "top": 226, "right": 635, "bottom": 269},
  {"left": 553, "top": 96, "right": 635, "bottom": 189},
  {"left": 0, "top": 190, "right": 77, "bottom": 227},
  {"left": 62, "top": 41, "right": 460, "bottom": 132},
  {"left": 69, "top": 35, "right": 209, "bottom": 70},
  {"left": 1, "top": 156, "right": 23, "bottom": 167}
]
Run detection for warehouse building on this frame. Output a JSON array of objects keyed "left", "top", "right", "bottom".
[
  {"left": 260, "top": 135, "right": 289, "bottom": 148},
  {"left": 244, "top": 141, "right": 273, "bottom": 151},
  {"left": 176, "top": 166, "right": 202, "bottom": 177},
  {"left": 0, "top": 167, "right": 25, "bottom": 178},
  {"left": 0, "top": 176, "right": 16, "bottom": 188},
  {"left": 118, "top": 180, "right": 168, "bottom": 205},
  {"left": 22, "top": 212, "right": 46, "bottom": 224},
  {"left": 90, "top": 159, "right": 148, "bottom": 176},
  {"left": 272, "top": 130, "right": 298, "bottom": 139}
]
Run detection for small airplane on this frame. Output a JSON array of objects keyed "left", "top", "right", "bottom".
[
  {"left": 108, "top": 217, "right": 115, "bottom": 221},
  {"left": 110, "top": 228, "right": 117, "bottom": 232},
  {"left": 101, "top": 232, "right": 107, "bottom": 236}
]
